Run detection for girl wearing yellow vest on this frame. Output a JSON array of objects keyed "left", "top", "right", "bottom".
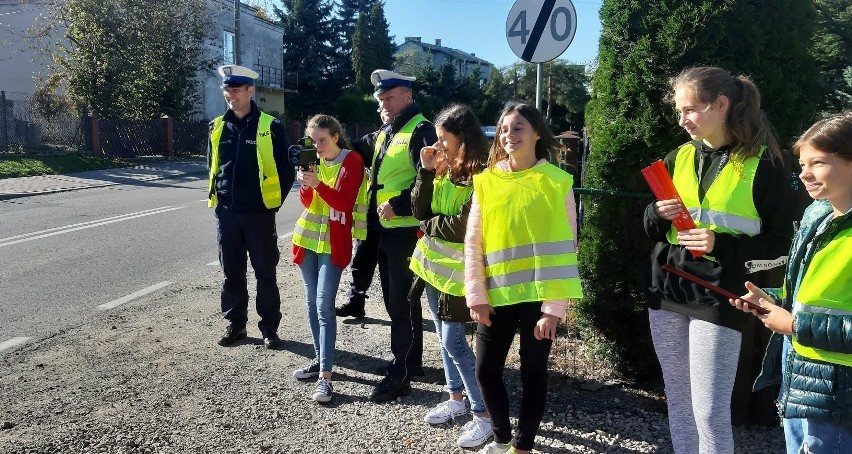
[
  {"left": 409, "top": 104, "right": 493, "bottom": 448},
  {"left": 644, "top": 67, "right": 794, "bottom": 453},
  {"left": 291, "top": 115, "right": 367, "bottom": 403},
  {"left": 732, "top": 112, "right": 852, "bottom": 453},
  {"left": 465, "top": 103, "right": 582, "bottom": 454}
]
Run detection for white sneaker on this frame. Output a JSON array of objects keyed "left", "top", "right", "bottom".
[
  {"left": 457, "top": 415, "right": 494, "bottom": 448},
  {"left": 476, "top": 441, "right": 511, "bottom": 454},
  {"left": 423, "top": 398, "right": 467, "bottom": 424}
]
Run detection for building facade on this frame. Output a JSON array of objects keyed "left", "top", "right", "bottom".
[
  {"left": 396, "top": 37, "right": 494, "bottom": 86},
  {"left": 0, "top": 0, "right": 291, "bottom": 121},
  {"left": 206, "top": 0, "right": 292, "bottom": 120}
]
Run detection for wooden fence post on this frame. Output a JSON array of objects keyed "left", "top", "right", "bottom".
[
  {"left": 162, "top": 115, "right": 174, "bottom": 158},
  {"left": 89, "top": 110, "right": 100, "bottom": 154}
]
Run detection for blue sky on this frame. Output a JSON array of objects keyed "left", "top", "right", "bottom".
[{"left": 383, "top": 0, "right": 603, "bottom": 68}]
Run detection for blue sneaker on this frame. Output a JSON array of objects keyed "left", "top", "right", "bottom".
[{"left": 312, "top": 377, "right": 333, "bottom": 403}]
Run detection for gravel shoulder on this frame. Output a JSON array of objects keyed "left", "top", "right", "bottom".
[{"left": 0, "top": 262, "right": 785, "bottom": 453}]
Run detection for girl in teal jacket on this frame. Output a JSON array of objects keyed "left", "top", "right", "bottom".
[{"left": 732, "top": 111, "right": 852, "bottom": 454}]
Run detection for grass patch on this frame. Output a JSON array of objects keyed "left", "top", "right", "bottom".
[{"left": 0, "top": 153, "right": 130, "bottom": 179}]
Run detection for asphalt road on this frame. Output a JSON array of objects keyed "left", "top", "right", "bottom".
[{"left": 0, "top": 175, "right": 303, "bottom": 345}]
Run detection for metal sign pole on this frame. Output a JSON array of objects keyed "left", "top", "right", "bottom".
[{"left": 536, "top": 63, "right": 543, "bottom": 111}]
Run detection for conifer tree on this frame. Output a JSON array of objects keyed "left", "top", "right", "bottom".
[
  {"left": 275, "top": 0, "right": 338, "bottom": 119},
  {"left": 579, "top": 0, "right": 818, "bottom": 376}
]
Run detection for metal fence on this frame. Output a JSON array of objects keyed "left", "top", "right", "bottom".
[
  {"left": 99, "top": 119, "right": 166, "bottom": 157},
  {"left": 173, "top": 120, "right": 210, "bottom": 156},
  {"left": 1, "top": 90, "right": 375, "bottom": 157},
  {"left": 0, "top": 91, "right": 86, "bottom": 153}
]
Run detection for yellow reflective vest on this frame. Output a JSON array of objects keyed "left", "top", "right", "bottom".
[
  {"left": 409, "top": 175, "right": 474, "bottom": 296},
  {"left": 666, "top": 143, "right": 763, "bottom": 259},
  {"left": 208, "top": 112, "right": 281, "bottom": 209},
  {"left": 372, "top": 114, "right": 425, "bottom": 228},
  {"left": 292, "top": 149, "right": 369, "bottom": 253},
  {"left": 474, "top": 163, "right": 582, "bottom": 306},
  {"left": 792, "top": 224, "right": 852, "bottom": 366}
]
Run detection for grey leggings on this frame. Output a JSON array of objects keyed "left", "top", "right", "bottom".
[{"left": 649, "top": 309, "right": 742, "bottom": 454}]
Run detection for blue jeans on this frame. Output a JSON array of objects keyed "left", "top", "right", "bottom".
[
  {"left": 781, "top": 338, "right": 852, "bottom": 454},
  {"left": 425, "top": 284, "right": 486, "bottom": 414},
  {"left": 298, "top": 250, "right": 343, "bottom": 373}
]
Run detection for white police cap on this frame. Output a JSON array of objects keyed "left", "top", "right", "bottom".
[
  {"left": 218, "top": 65, "right": 259, "bottom": 88},
  {"left": 370, "top": 69, "right": 416, "bottom": 95}
]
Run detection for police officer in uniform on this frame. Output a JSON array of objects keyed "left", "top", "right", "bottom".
[
  {"left": 207, "top": 65, "right": 295, "bottom": 349},
  {"left": 338, "top": 69, "right": 437, "bottom": 401}
]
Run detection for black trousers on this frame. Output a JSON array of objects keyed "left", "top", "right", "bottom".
[
  {"left": 373, "top": 227, "right": 423, "bottom": 380},
  {"left": 215, "top": 207, "right": 281, "bottom": 337},
  {"left": 344, "top": 230, "right": 380, "bottom": 307},
  {"left": 475, "top": 302, "right": 552, "bottom": 451}
]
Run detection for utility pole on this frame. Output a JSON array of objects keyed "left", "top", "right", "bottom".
[{"left": 234, "top": 0, "right": 241, "bottom": 65}]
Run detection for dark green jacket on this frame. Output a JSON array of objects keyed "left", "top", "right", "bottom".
[{"left": 754, "top": 200, "right": 852, "bottom": 425}]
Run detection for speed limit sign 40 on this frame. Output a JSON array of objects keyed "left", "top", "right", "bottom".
[{"left": 506, "top": 0, "right": 577, "bottom": 63}]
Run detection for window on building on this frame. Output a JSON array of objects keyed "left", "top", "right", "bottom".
[
  {"left": 256, "top": 46, "right": 262, "bottom": 66},
  {"left": 224, "top": 31, "right": 235, "bottom": 64}
]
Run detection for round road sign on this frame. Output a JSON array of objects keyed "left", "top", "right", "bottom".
[{"left": 506, "top": 0, "right": 577, "bottom": 63}]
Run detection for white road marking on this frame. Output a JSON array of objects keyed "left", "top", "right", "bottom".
[
  {"left": 205, "top": 230, "right": 294, "bottom": 267},
  {"left": 0, "top": 337, "right": 31, "bottom": 352},
  {"left": 0, "top": 206, "right": 186, "bottom": 248},
  {"left": 97, "top": 281, "right": 173, "bottom": 310},
  {"left": 198, "top": 199, "right": 209, "bottom": 203}
]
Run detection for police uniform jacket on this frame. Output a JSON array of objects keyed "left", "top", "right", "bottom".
[
  {"left": 208, "top": 101, "right": 295, "bottom": 212},
  {"left": 642, "top": 141, "right": 795, "bottom": 331},
  {"left": 352, "top": 103, "right": 437, "bottom": 230}
]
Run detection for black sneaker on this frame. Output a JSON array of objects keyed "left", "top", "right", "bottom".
[
  {"left": 293, "top": 359, "right": 321, "bottom": 379},
  {"left": 263, "top": 333, "right": 283, "bottom": 350},
  {"left": 369, "top": 375, "right": 411, "bottom": 403},
  {"left": 335, "top": 302, "right": 366, "bottom": 318},
  {"left": 217, "top": 327, "right": 247, "bottom": 346}
]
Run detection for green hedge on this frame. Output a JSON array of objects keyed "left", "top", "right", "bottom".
[{"left": 578, "top": 0, "right": 818, "bottom": 378}]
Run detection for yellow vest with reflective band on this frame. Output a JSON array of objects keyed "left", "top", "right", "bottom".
[
  {"left": 352, "top": 172, "right": 369, "bottom": 240},
  {"left": 372, "top": 114, "right": 426, "bottom": 228},
  {"left": 208, "top": 112, "right": 281, "bottom": 209},
  {"left": 292, "top": 150, "right": 367, "bottom": 252},
  {"left": 474, "top": 163, "right": 582, "bottom": 306},
  {"left": 791, "top": 225, "right": 852, "bottom": 366},
  {"left": 409, "top": 175, "right": 474, "bottom": 296},
  {"left": 666, "top": 143, "right": 763, "bottom": 258}
]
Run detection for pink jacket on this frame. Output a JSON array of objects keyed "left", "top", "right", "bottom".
[{"left": 464, "top": 159, "right": 578, "bottom": 319}]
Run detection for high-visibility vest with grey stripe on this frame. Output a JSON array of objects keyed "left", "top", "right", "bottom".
[
  {"left": 409, "top": 175, "right": 474, "bottom": 296},
  {"left": 352, "top": 172, "right": 369, "bottom": 240},
  {"left": 372, "top": 114, "right": 426, "bottom": 228},
  {"left": 292, "top": 149, "right": 365, "bottom": 253},
  {"left": 473, "top": 163, "right": 582, "bottom": 306},
  {"left": 208, "top": 113, "right": 281, "bottom": 209},
  {"left": 791, "top": 223, "right": 852, "bottom": 366},
  {"left": 666, "top": 143, "right": 764, "bottom": 258}
]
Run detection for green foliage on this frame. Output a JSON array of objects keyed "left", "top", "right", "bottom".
[
  {"left": 580, "top": 0, "right": 818, "bottom": 378},
  {"left": 275, "top": 0, "right": 340, "bottom": 118},
  {"left": 38, "top": 0, "right": 215, "bottom": 121},
  {"left": 351, "top": 1, "right": 395, "bottom": 94},
  {"left": 0, "top": 153, "right": 129, "bottom": 179},
  {"left": 811, "top": 0, "right": 852, "bottom": 113},
  {"left": 334, "top": 91, "right": 378, "bottom": 125},
  {"left": 505, "top": 61, "right": 590, "bottom": 132},
  {"left": 837, "top": 67, "right": 852, "bottom": 109},
  {"left": 330, "top": 0, "right": 376, "bottom": 89}
]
